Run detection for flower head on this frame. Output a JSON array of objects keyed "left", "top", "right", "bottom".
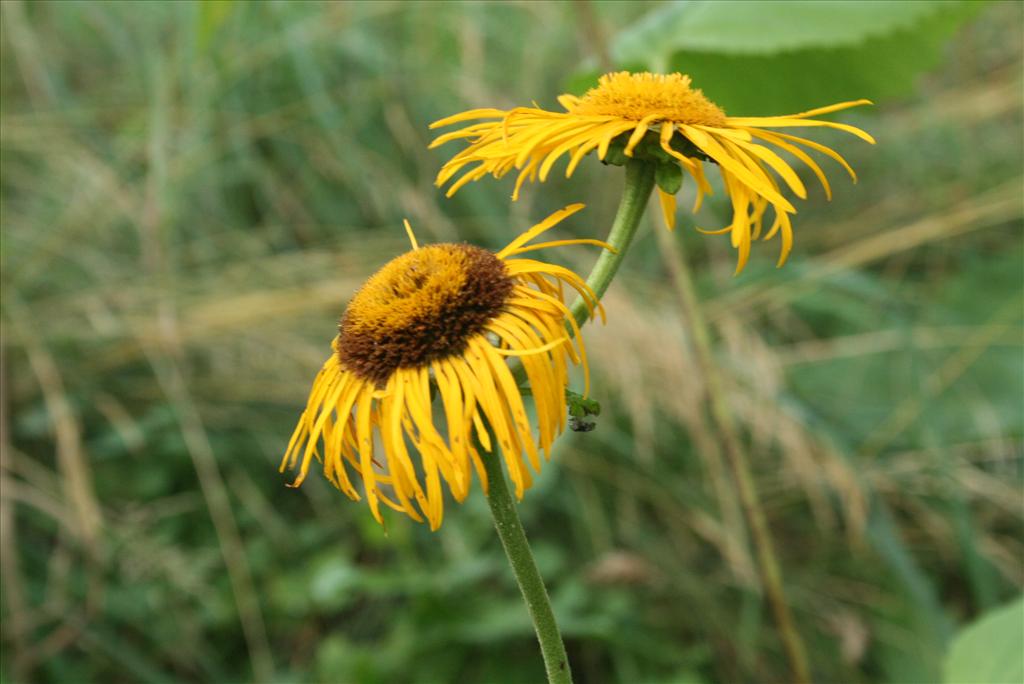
[
  {"left": 430, "top": 71, "right": 875, "bottom": 273},
  {"left": 281, "top": 205, "right": 604, "bottom": 529}
]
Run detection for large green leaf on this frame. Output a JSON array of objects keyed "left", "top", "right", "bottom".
[
  {"left": 943, "top": 596, "right": 1024, "bottom": 684},
  {"left": 677, "top": 2, "right": 980, "bottom": 113},
  {"left": 615, "top": 1, "right": 965, "bottom": 60},
  {"left": 607, "top": 1, "right": 981, "bottom": 113}
]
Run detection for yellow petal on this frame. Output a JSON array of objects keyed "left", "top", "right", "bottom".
[{"left": 658, "top": 188, "right": 677, "bottom": 231}]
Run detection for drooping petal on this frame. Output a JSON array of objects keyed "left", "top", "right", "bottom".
[{"left": 658, "top": 188, "right": 677, "bottom": 231}]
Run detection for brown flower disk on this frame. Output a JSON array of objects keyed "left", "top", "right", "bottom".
[{"left": 338, "top": 244, "right": 514, "bottom": 385}]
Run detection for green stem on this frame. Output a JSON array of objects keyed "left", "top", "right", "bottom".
[
  {"left": 655, "top": 227, "right": 812, "bottom": 684},
  {"left": 510, "top": 158, "right": 656, "bottom": 385},
  {"left": 488, "top": 159, "right": 656, "bottom": 684},
  {"left": 482, "top": 450, "right": 572, "bottom": 684},
  {"left": 570, "top": 158, "right": 657, "bottom": 326}
]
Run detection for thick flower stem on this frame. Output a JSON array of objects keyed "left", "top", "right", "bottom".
[
  {"left": 482, "top": 451, "right": 572, "bottom": 684},
  {"left": 570, "top": 158, "right": 657, "bottom": 326},
  {"left": 491, "top": 159, "right": 656, "bottom": 684},
  {"left": 512, "top": 158, "right": 656, "bottom": 385},
  {"left": 655, "top": 226, "right": 811, "bottom": 684}
]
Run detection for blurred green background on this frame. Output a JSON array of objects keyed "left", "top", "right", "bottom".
[{"left": 1, "top": 1, "right": 1022, "bottom": 683}]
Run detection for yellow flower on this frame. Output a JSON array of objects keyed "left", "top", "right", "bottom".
[
  {"left": 430, "top": 71, "right": 875, "bottom": 273},
  {"left": 281, "top": 205, "right": 605, "bottom": 530}
]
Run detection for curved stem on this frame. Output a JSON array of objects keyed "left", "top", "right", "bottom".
[
  {"left": 510, "top": 158, "right": 656, "bottom": 386},
  {"left": 570, "top": 158, "right": 657, "bottom": 326},
  {"left": 482, "top": 450, "right": 572, "bottom": 684},
  {"left": 488, "top": 158, "right": 656, "bottom": 684}
]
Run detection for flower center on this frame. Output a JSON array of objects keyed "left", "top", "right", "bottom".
[
  {"left": 338, "top": 244, "right": 513, "bottom": 384},
  {"left": 568, "top": 71, "right": 727, "bottom": 126}
]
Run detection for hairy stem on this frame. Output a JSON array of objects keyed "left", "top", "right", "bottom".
[
  {"left": 489, "top": 158, "right": 656, "bottom": 684},
  {"left": 510, "top": 158, "right": 656, "bottom": 386},
  {"left": 655, "top": 226, "right": 812, "bottom": 684},
  {"left": 570, "top": 158, "right": 657, "bottom": 326},
  {"left": 482, "top": 451, "right": 572, "bottom": 684}
]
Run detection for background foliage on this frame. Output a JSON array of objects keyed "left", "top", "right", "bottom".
[{"left": 1, "top": 2, "right": 1021, "bottom": 683}]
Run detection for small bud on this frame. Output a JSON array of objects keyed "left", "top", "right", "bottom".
[{"left": 566, "top": 389, "right": 601, "bottom": 431}]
